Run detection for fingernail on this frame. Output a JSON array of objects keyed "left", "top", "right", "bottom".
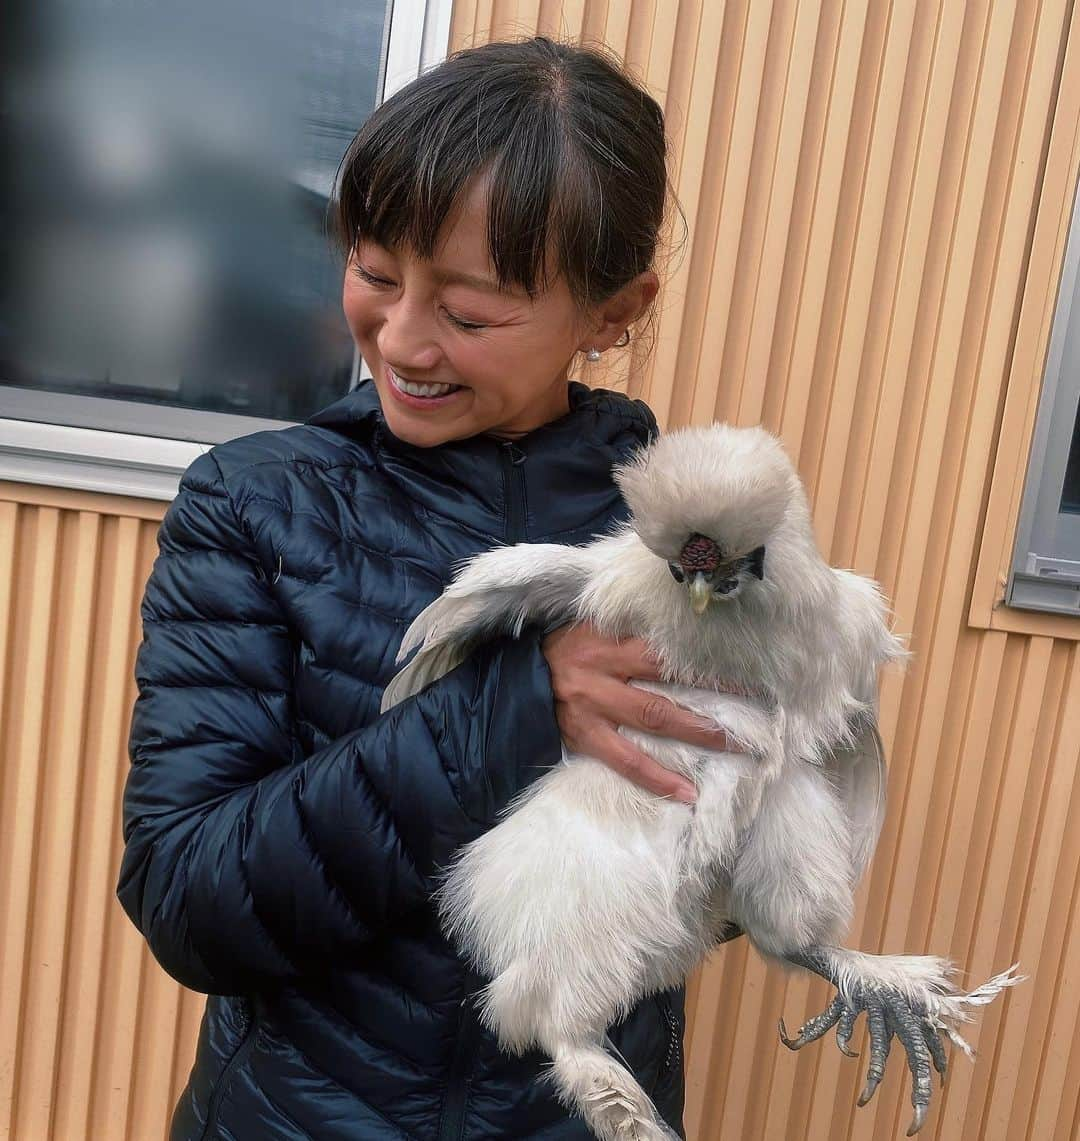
[{"left": 675, "top": 785, "right": 697, "bottom": 805}]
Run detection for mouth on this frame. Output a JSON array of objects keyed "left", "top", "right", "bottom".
[
  {"left": 688, "top": 570, "right": 742, "bottom": 613},
  {"left": 385, "top": 365, "right": 465, "bottom": 408}
]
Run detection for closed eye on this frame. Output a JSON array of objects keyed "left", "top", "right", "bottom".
[
  {"left": 444, "top": 310, "right": 488, "bottom": 332},
  {"left": 352, "top": 263, "right": 488, "bottom": 331},
  {"left": 352, "top": 264, "right": 392, "bottom": 287}
]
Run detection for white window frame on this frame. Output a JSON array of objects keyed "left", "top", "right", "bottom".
[
  {"left": 0, "top": 0, "right": 453, "bottom": 502},
  {"left": 1006, "top": 172, "right": 1080, "bottom": 617}
]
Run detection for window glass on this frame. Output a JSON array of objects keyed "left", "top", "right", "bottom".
[
  {"left": 1061, "top": 410, "right": 1080, "bottom": 514},
  {"left": 1006, "top": 173, "right": 1080, "bottom": 614},
  {"left": 2, "top": 0, "right": 390, "bottom": 423}
]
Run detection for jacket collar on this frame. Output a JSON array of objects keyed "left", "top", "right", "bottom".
[{"left": 305, "top": 378, "right": 658, "bottom": 541}]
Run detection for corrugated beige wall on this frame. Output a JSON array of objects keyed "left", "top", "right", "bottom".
[
  {"left": 2, "top": 1, "right": 1080, "bottom": 1138},
  {"left": 0, "top": 485, "right": 208, "bottom": 1140}
]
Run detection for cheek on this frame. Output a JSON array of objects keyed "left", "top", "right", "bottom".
[
  {"left": 459, "top": 347, "right": 539, "bottom": 408},
  {"left": 342, "top": 282, "right": 377, "bottom": 338}
]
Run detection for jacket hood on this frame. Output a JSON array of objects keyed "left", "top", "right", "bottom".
[{"left": 305, "top": 378, "right": 659, "bottom": 541}]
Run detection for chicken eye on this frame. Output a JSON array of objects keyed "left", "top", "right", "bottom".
[{"left": 668, "top": 562, "right": 685, "bottom": 583}]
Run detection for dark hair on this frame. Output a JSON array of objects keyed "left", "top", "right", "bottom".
[{"left": 331, "top": 36, "right": 676, "bottom": 318}]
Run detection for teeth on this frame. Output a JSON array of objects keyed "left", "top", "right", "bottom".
[{"left": 390, "top": 370, "right": 459, "bottom": 398}]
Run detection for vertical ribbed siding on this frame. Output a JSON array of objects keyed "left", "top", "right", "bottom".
[
  {"left": 446, "top": 3, "right": 1080, "bottom": 1141},
  {"left": 1, "top": 1, "right": 1079, "bottom": 1138},
  {"left": 0, "top": 492, "right": 203, "bottom": 1141}
]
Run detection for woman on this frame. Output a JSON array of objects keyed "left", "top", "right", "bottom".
[{"left": 118, "top": 36, "right": 744, "bottom": 1140}]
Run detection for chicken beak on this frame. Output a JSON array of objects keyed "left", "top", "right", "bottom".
[{"left": 688, "top": 572, "right": 712, "bottom": 614}]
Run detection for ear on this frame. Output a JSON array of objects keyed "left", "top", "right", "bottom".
[{"left": 577, "top": 270, "right": 660, "bottom": 353}]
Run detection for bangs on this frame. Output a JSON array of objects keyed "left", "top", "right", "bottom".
[{"left": 332, "top": 71, "right": 604, "bottom": 307}]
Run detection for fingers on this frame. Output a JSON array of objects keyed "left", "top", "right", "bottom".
[
  {"left": 585, "top": 677, "right": 739, "bottom": 753},
  {"left": 579, "top": 722, "right": 698, "bottom": 802},
  {"left": 569, "top": 632, "right": 752, "bottom": 753},
  {"left": 544, "top": 624, "right": 748, "bottom": 788},
  {"left": 607, "top": 635, "right": 665, "bottom": 681},
  {"left": 546, "top": 624, "right": 662, "bottom": 682}
]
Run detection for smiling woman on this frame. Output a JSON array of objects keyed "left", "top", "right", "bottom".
[
  {"left": 341, "top": 171, "right": 657, "bottom": 444},
  {"left": 332, "top": 36, "right": 671, "bottom": 446},
  {"left": 117, "top": 33, "right": 723, "bottom": 1141}
]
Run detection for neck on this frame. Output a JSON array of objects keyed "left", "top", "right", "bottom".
[{"left": 483, "top": 377, "right": 572, "bottom": 442}]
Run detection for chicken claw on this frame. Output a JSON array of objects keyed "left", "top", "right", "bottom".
[
  {"left": 780, "top": 985, "right": 940, "bottom": 1135},
  {"left": 777, "top": 993, "right": 845, "bottom": 1048},
  {"left": 773, "top": 946, "right": 1025, "bottom": 1136},
  {"left": 782, "top": 948, "right": 1022, "bottom": 1133}
]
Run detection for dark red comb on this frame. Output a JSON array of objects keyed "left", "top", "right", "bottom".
[{"left": 679, "top": 533, "right": 722, "bottom": 572}]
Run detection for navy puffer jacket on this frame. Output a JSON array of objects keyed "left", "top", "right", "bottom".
[{"left": 117, "top": 379, "right": 689, "bottom": 1140}]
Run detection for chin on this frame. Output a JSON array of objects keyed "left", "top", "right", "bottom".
[
  {"left": 373, "top": 388, "right": 466, "bottom": 448},
  {"left": 381, "top": 412, "right": 462, "bottom": 448}
]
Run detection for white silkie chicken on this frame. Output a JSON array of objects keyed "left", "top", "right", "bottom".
[{"left": 380, "top": 422, "right": 1022, "bottom": 1141}]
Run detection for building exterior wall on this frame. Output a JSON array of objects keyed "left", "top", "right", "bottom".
[{"left": 2, "top": 2, "right": 1079, "bottom": 1138}]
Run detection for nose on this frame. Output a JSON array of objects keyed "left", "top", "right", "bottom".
[{"left": 377, "top": 296, "right": 443, "bottom": 376}]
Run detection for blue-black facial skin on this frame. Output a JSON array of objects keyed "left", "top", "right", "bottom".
[
  {"left": 745, "top": 544, "right": 766, "bottom": 579},
  {"left": 668, "top": 544, "right": 766, "bottom": 590}
]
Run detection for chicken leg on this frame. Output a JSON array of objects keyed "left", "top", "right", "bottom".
[{"left": 778, "top": 945, "right": 1023, "bottom": 1135}]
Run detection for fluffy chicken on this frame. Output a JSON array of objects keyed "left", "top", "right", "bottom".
[{"left": 380, "top": 422, "right": 1022, "bottom": 1141}]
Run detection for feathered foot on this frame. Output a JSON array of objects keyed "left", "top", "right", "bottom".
[
  {"left": 777, "top": 946, "right": 1024, "bottom": 1136},
  {"left": 546, "top": 1040, "right": 681, "bottom": 1141}
]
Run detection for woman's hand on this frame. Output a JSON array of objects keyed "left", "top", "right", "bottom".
[{"left": 540, "top": 621, "right": 745, "bottom": 804}]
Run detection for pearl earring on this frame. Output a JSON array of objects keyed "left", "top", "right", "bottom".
[{"left": 586, "top": 348, "right": 601, "bottom": 362}]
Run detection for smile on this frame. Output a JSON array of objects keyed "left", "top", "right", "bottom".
[{"left": 388, "top": 368, "right": 463, "bottom": 399}]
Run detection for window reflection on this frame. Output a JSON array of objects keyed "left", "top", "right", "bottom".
[
  {"left": 2, "top": 0, "right": 390, "bottom": 423},
  {"left": 1061, "top": 408, "right": 1080, "bottom": 514}
]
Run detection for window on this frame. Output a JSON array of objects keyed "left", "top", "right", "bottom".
[
  {"left": 0, "top": 0, "right": 452, "bottom": 498},
  {"left": 1006, "top": 174, "right": 1080, "bottom": 617}
]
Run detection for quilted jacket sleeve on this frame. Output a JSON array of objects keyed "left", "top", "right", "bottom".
[{"left": 116, "top": 452, "right": 563, "bottom": 995}]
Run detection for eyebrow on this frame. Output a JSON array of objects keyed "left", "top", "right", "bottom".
[
  {"left": 434, "top": 267, "right": 521, "bottom": 295},
  {"left": 360, "top": 241, "right": 527, "bottom": 297}
]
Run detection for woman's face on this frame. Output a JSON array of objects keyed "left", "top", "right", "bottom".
[{"left": 342, "top": 177, "right": 629, "bottom": 447}]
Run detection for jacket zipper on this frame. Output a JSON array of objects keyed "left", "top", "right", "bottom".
[
  {"left": 657, "top": 992, "right": 682, "bottom": 1079},
  {"left": 438, "top": 445, "right": 525, "bottom": 1139},
  {"left": 437, "top": 969, "right": 485, "bottom": 1141},
  {"left": 499, "top": 441, "right": 528, "bottom": 541},
  {"left": 199, "top": 997, "right": 258, "bottom": 1141}
]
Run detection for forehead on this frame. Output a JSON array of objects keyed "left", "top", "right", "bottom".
[
  {"left": 430, "top": 178, "right": 502, "bottom": 282},
  {"left": 390, "top": 174, "right": 566, "bottom": 302}
]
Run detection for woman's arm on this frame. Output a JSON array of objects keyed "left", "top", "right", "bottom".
[{"left": 116, "top": 452, "right": 562, "bottom": 995}]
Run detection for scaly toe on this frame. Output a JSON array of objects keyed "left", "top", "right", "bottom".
[{"left": 836, "top": 1007, "right": 859, "bottom": 1057}]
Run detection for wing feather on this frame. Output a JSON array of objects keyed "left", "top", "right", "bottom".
[
  {"left": 380, "top": 542, "right": 600, "bottom": 712},
  {"left": 820, "top": 719, "right": 888, "bottom": 884}
]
